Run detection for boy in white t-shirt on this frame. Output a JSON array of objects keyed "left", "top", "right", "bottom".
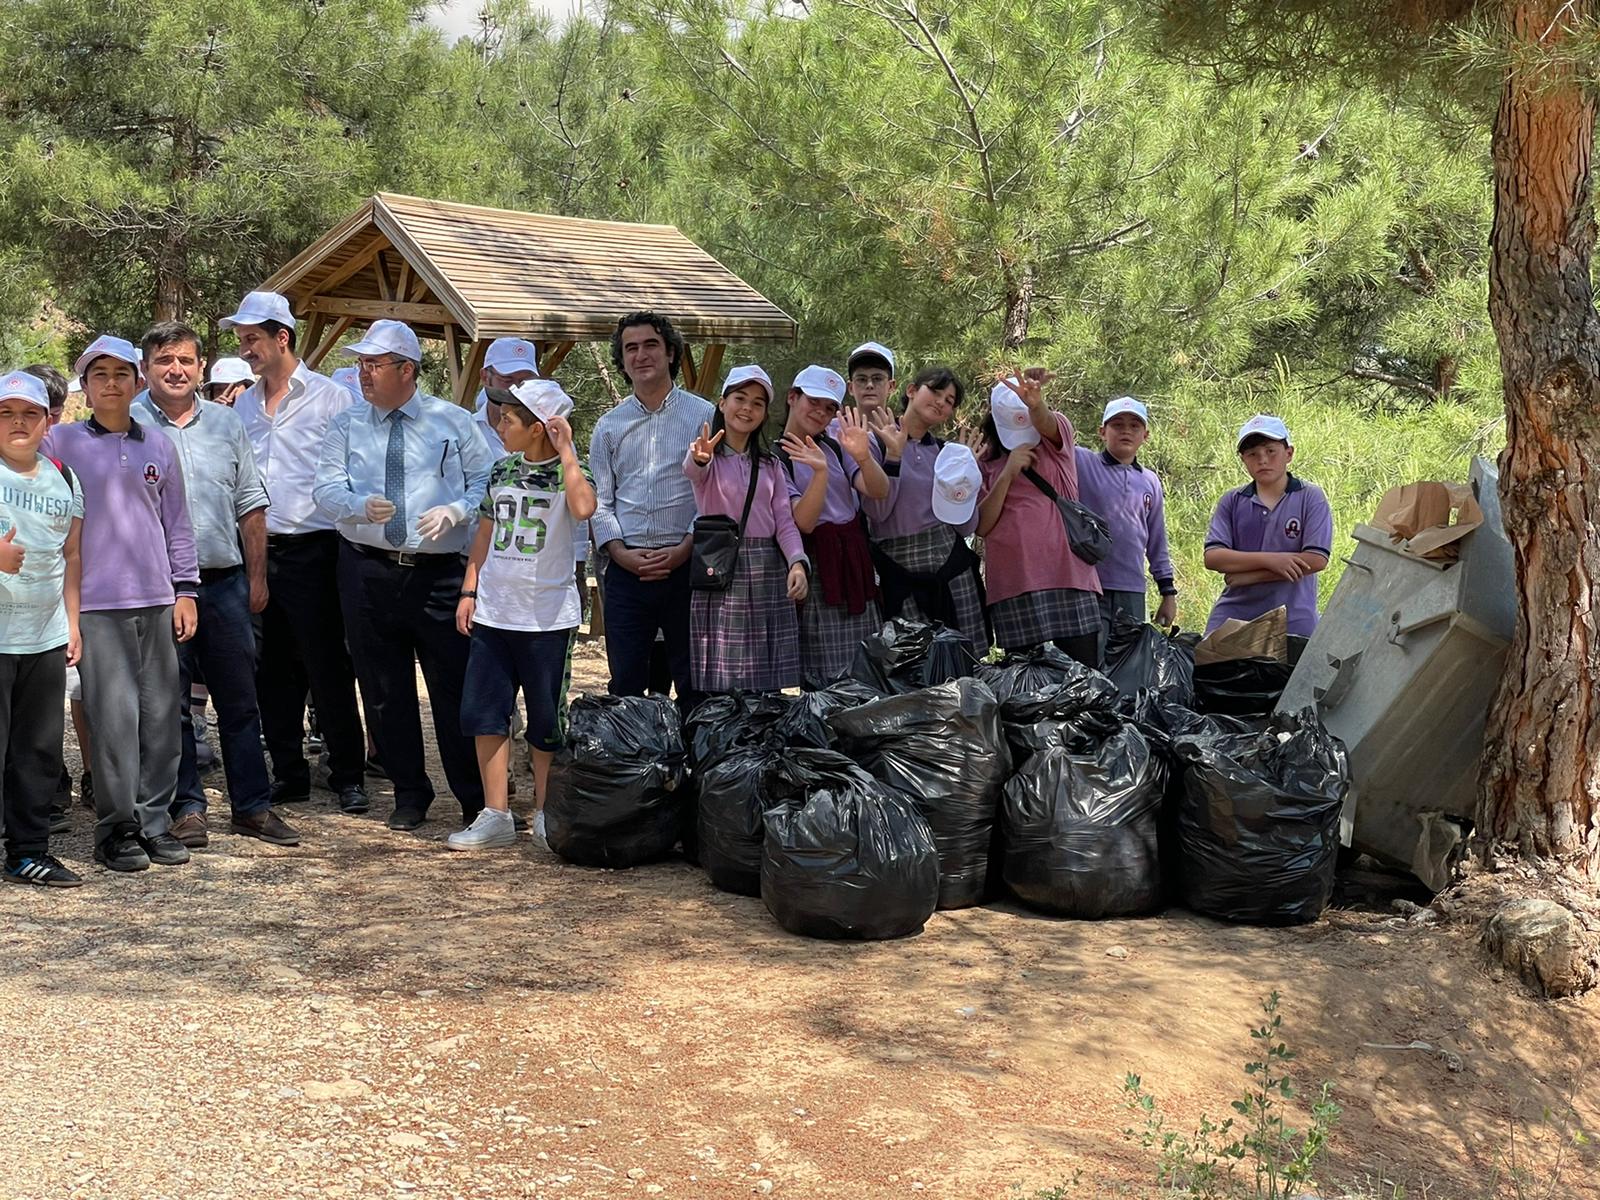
[
  {"left": 450, "top": 380, "right": 596, "bottom": 851},
  {"left": 0, "top": 370, "right": 84, "bottom": 886}
]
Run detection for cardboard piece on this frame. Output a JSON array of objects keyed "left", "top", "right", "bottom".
[
  {"left": 1370, "top": 482, "right": 1484, "bottom": 562},
  {"left": 1195, "top": 606, "right": 1288, "bottom": 665}
]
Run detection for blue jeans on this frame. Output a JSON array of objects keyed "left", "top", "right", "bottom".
[{"left": 174, "top": 568, "right": 272, "bottom": 818}]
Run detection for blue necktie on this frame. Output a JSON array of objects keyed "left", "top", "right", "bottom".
[{"left": 384, "top": 410, "right": 407, "bottom": 547}]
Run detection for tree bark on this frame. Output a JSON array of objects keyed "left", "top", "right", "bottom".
[
  {"left": 1478, "top": 0, "right": 1600, "bottom": 881},
  {"left": 1001, "top": 262, "right": 1036, "bottom": 351}
]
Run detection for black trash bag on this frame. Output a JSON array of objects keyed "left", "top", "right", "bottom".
[
  {"left": 1103, "top": 612, "right": 1195, "bottom": 706},
  {"left": 697, "top": 744, "right": 789, "bottom": 895},
  {"left": 1000, "top": 724, "right": 1168, "bottom": 918},
  {"left": 1173, "top": 707, "right": 1349, "bottom": 926},
  {"left": 760, "top": 749, "right": 940, "bottom": 940},
  {"left": 829, "top": 677, "right": 1010, "bottom": 909},
  {"left": 849, "top": 618, "right": 979, "bottom": 696},
  {"left": 545, "top": 694, "right": 688, "bottom": 868},
  {"left": 773, "top": 679, "right": 883, "bottom": 749},
  {"left": 976, "top": 644, "right": 1121, "bottom": 725},
  {"left": 1193, "top": 657, "right": 1294, "bottom": 717},
  {"left": 1129, "top": 698, "right": 1266, "bottom": 754},
  {"left": 1007, "top": 708, "right": 1124, "bottom": 758},
  {"left": 685, "top": 691, "right": 791, "bottom": 771}
]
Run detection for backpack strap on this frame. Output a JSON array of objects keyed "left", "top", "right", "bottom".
[{"left": 49, "top": 457, "right": 74, "bottom": 490}]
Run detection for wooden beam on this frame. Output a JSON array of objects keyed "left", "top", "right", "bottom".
[
  {"left": 680, "top": 344, "right": 698, "bottom": 394},
  {"left": 458, "top": 338, "right": 489, "bottom": 409},
  {"left": 300, "top": 312, "right": 328, "bottom": 363},
  {"left": 374, "top": 250, "right": 397, "bottom": 301},
  {"left": 396, "top": 259, "right": 413, "bottom": 302},
  {"left": 443, "top": 324, "right": 465, "bottom": 401},
  {"left": 306, "top": 316, "right": 354, "bottom": 370},
  {"left": 539, "top": 340, "right": 576, "bottom": 376},
  {"left": 695, "top": 344, "right": 726, "bottom": 398},
  {"left": 306, "top": 239, "right": 386, "bottom": 299},
  {"left": 304, "top": 296, "right": 454, "bottom": 325}
]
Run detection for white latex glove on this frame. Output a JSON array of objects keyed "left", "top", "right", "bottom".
[
  {"left": 417, "top": 502, "right": 467, "bottom": 541},
  {"left": 364, "top": 495, "right": 397, "bottom": 524}
]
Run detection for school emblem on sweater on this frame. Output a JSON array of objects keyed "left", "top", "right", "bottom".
[
  {"left": 1143, "top": 491, "right": 1153, "bottom": 513},
  {"left": 143, "top": 462, "right": 162, "bottom": 485},
  {"left": 1284, "top": 517, "right": 1302, "bottom": 539}
]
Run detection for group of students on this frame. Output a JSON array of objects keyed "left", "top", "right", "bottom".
[{"left": 0, "top": 304, "right": 1333, "bottom": 886}]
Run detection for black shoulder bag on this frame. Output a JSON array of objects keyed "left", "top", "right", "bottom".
[
  {"left": 1022, "top": 467, "right": 1113, "bottom": 566},
  {"left": 690, "top": 454, "right": 761, "bottom": 591}
]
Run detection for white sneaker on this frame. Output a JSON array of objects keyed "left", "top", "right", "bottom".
[
  {"left": 446, "top": 808, "right": 516, "bottom": 851},
  {"left": 533, "top": 809, "right": 548, "bottom": 847}
]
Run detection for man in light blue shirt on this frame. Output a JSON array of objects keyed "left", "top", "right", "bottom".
[{"left": 313, "top": 320, "right": 491, "bottom": 833}]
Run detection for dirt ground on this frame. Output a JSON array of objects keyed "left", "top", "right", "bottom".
[{"left": 4, "top": 638, "right": 1598, "bottom": 1200}]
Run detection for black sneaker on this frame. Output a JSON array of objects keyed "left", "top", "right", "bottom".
[
  {"left": 139, "top": 832, "right": 191, "bottom": 866},
  {"left": 5, "top": 854, "right": 84, "bottom": 888},
  {"left": 270, "top": 778, "right": 312, "bottom": 806},
  {"left": 94, "top": 832, "right": 150, "bottom": 873},
  {"left": 337, "top": 786, "right": 370, "bottom": 815},
  {"left": 386, "top": 807, "right": 426, "bottom": 832}
]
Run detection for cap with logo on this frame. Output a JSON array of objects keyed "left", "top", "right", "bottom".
[
  {"left": 485, "top": 379, "right": 575, "bottom": 426},
  {"left": 792, "top": 364, "right": 846, "bottom": 405},
  {"left": 1236, "top": 413, "right": 1292, "bottom": 450},
  {"left": 219, "top": 290, "right": 297, "bottom": 331},
  {"left": 346, "top": 320, "right": 423, "bottom": 364},
  {"left": 1101, "top": 396, "right": 1149, "bottom": 426},
  {"left": 989, "top": 379, "right": 1040, "bottom": 450},
  {"left": 720, "top": 364, "right": 774, "bottom": 403},
  {"left": 847, "top": 341, "right": 896, "bottom": 378},
  {"left": 930, "top": 443, "right": 982, "bottom": 525},
  {"left": 73, "top": 334, "right": 144, "bottom": 380},
  {"left": 209, "top": 357, "right": 256, "bottom": 387},
  {"left": 484, "top": 337, "right": 540, "bottom": 377},
  {"left": 330, "top": 366, "right": 364, "bottom": 400},
  {"left": 0, "top": 370, "right": 49, "bottom": 409}
]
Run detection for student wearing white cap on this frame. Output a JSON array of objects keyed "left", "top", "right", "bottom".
[
  {"left": 1203, "top": 414, "right": 1332, "bottom": 638},
  {"left": 0, "top": 369, "right": 84, "bottom": 886},
  {"left": 450, "top": 379, "right": 595, "bottom": 850},
  {"left": 226, "top": 289, "right": 371, "bottom": 816},
  {"left": 844, "top": 341, "right": 897, "bottom": 428},
  {"left": 313, "top": 319, "right": 493, "bottom": 833},
  {"left": 44, "top": 336, "right": 200, "bottom": 872},
  {"left": 861, "top": 365, "right": 988, "bottom": 650},
  {"left": 778, "top": 364, "right": 889, "bottom": 685},
  {"left": 205, "top": 356, "right": 255, "bottom": 406},
  {"left": 1074, "top": 396, "right": 1177, "bottom": 634},
  {"left": 974, "top": 371, "right": 1101, "bottom": 666}
]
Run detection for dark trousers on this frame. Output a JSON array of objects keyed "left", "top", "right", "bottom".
[
  {"left": 257, "top": 531, "right": 365, "bottom": 791},
  {"left": 0, "top": 647, "right": 66, "bottom": 861},
  {"left": 175, "top": 567, "right": 271, "bottom": 818},
  {"left": 337, "top": 543, "right": 483, "bottom": 818},
  {"left": 602, "top": 559, "right": 694, "bottom": 701}
]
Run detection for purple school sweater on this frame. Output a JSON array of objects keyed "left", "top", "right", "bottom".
[
  {"left": 44, "top": 417, "right": 199, "bottom": 612},
  {"left": 1073, "top": 447, "right": 1176, "bottom": 595},
  {"left": 1203, "top": 474, "right": 1333, "bottom": 637}
]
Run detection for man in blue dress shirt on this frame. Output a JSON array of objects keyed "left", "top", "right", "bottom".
[{"left": 313, "top": 321, "right": 492, "bottom": 833}]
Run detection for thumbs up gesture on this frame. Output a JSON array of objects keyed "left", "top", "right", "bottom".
[{"left": 0, "top": 527, "right": 25, "bottom": 575}]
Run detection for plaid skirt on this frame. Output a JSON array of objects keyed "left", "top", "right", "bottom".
[
  {"left": 989, "top": 587, "right": 1100, "bottom": 651},
  {"left": 690, "top": 538, "right": 801, "bottom": 693},
  {"left": 798, "top": 594, "right": 881, "bottom": 688},
  {"left": 876, "top": 526, "right": 989, "bottom": 652}
]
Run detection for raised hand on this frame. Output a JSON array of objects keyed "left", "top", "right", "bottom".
[
  {"left": 546, "top": 414, "right": 574, "bottom": 455},
  {"left": 690, "top": 422, "right": 724, "bottom": 465},
  {"left": 837, "top": 407, "right": 873, "bottom": 463},
  {"left": 779, "top": 432, "right": 827, "bottom": 474},
  {"left": 868, "top": 409, "right": 907, "bottom": 460},
  {"left": 0, "top": 527, "right": 24, "bottom": 575},
  {"left": 1002, "top": 367, "right": 1054, "bottom": 411}
]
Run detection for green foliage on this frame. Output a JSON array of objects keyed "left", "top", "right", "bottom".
[{"left": 1123, "top": 991, "right": 1341, "bottom": 1200}]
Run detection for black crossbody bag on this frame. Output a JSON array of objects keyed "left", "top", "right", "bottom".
[
  {"left": 1022, "top": 467, "right": 1113, "bottom": 566},
  {"left": 690, "top": 454, "right": 761, "bottom": 591}
]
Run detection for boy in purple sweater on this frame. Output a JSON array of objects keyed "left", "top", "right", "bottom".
[
  {"left": 44, "top": 335, "right": 200, "bottom": 874},
  {"left": 1073, "top": 397, "right": 1178, "bottom": 632}
]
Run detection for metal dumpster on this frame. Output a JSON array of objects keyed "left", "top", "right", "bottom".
[{"left": 1276, "top": 457, "right": 1515, "bottom": 890}]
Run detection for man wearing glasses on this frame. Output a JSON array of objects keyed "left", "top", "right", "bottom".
[
  {"left": 313, "top": 320, "right": 491, "bottom": 834},
  {"left": 228, "top": 290, "right": 371, "bottom": 819}
]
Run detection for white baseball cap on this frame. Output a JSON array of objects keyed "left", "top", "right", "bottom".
[
  {"left": 483, "top": 337, "right": 540, "bottom": 377},
  {"left": 792, "top": 364, "right": 846, "bottom": 405},
  {"left": 721, "top": 364, "right": 773, "bottom": 403},
  {"left": 502, "top": 379, "right": 574, "bottom": 425},
  {"left": 209, "top": 356, "right": 255, "bottom": 386},
  {"left": 346, "top": 319, "right": 422, "bottom": 363},
  {"left": 847, "top": 342, "right": 896, "bottom": 377},
  {"left": 73, "top": 334, "right": 143, "bottom": 379},
  {"left": 989, "top": 379, "right": 1039, "bottom": 450},
  {"left": 0, "top": 370, "right": 49, "bottom": 409},
  {"left": 1236, "top": 413, "right": 1292, "bottom": 450},
  {"left": 930, "top": 443, "right": 982, "bottom": 525},
  {"left": 219, "top": 290, "right": 296, "bottom": 331},
  {"left": 330, "top": 366, "right": 364, "bottom": 399},
  {"left": 1101, "top": 396, "right": 1149, "bottom": 426}
]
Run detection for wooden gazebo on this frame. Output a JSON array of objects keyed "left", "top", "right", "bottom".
[{"left": 260, "top": 193, "right": 798, "bottom": 406}]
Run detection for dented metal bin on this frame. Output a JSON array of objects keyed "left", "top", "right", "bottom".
[{"left": 1276, "top": 458, "right": 1515, "bottom": 890}]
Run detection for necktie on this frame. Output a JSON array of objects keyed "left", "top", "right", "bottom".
[{"left": 384, "top": 410, "right": 407, "bottom": 547}]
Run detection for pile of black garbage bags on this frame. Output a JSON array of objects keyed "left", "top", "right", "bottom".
[{"left": 543, "top": 615, "right": 1350, "bottom": 940}]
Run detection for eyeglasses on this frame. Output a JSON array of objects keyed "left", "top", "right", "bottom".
[
  {"left": 357, "top": 358, "right": 409, "bottom": 374},
  {"left": 850, "top": 373, "right": 890, "bottom": 387}
]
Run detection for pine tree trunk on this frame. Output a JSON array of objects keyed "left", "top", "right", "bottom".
[
  {"left": 1478, "top": 0, "right": 1600, "bottom": 881},
  {"left": 1001, "top": 263, "right": 1036, "bottom": 351}
]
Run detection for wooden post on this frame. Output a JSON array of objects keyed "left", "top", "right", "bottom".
[
  {"left": 695, "top": 344, "right": 726, "bottom": 398},
  {"left": 539, "top": 340, "right": 576, "bottom": 376},
  {"left": 443, "top": 324, "right": 465, "bottom": 401},
  {"left": 680, "top": 344, "right": 699, "bottom": 394},
  {"left": 458, "top": 338, "right": 489, "bottom": 408},
  {"left": 305, "top": 316, "right": 355, "bottom": 370},
  {"left": 374, "top": 250, "right": 397, "bottom": 301}
]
